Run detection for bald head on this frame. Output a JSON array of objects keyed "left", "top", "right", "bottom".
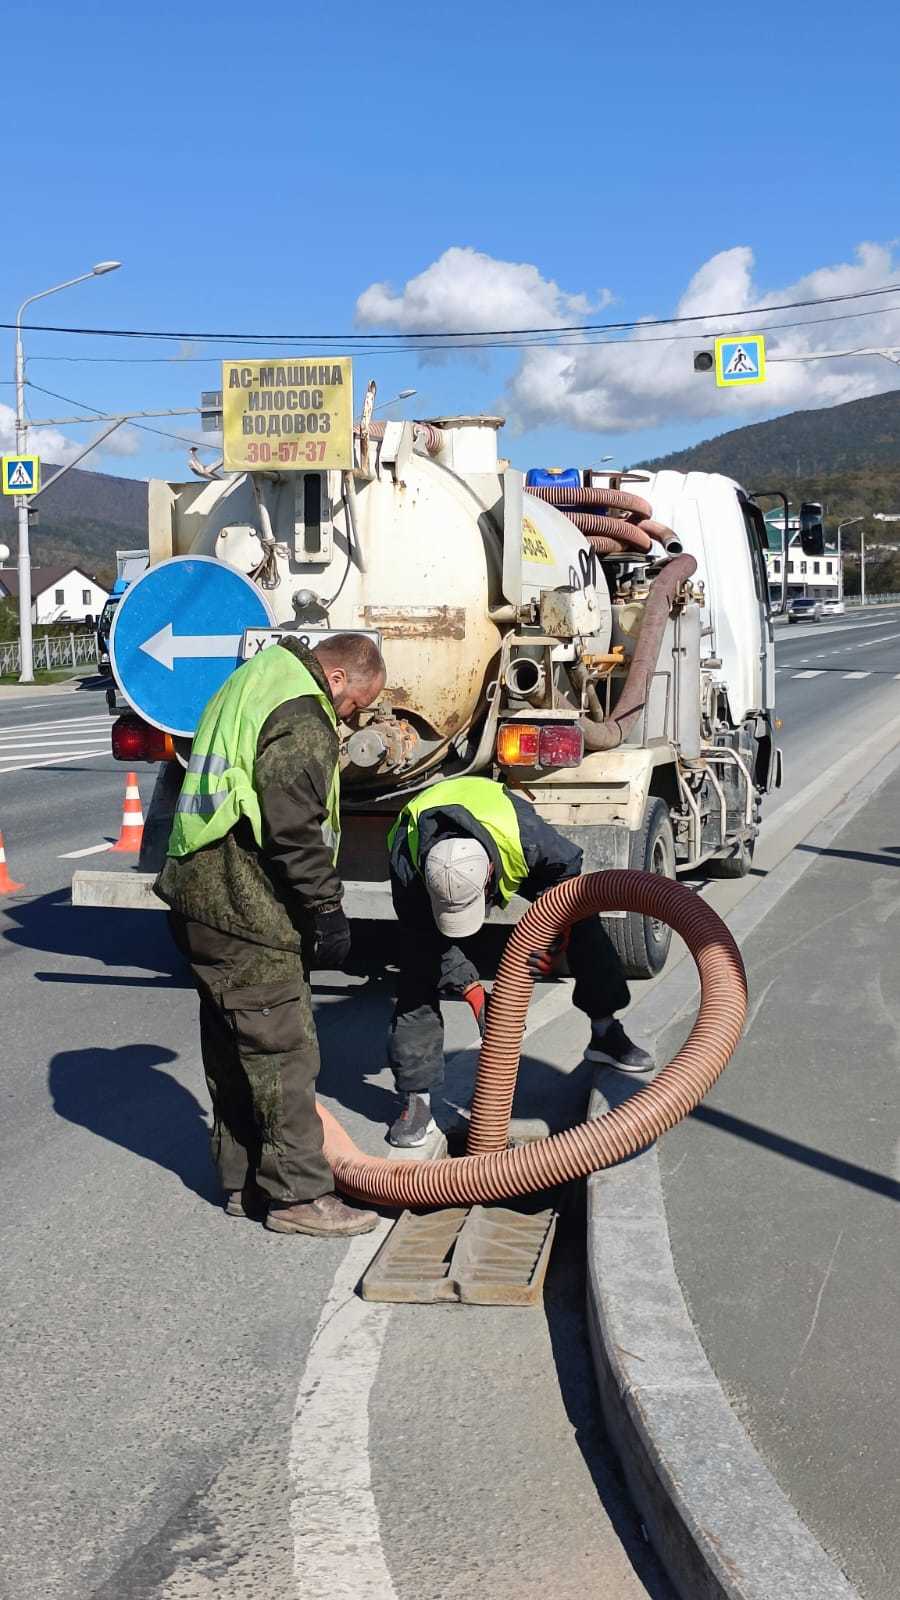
[{"left": 313, "top": 633, "right": 386, "bottom": 722}]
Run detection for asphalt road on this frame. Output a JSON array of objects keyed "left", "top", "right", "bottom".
[
  {"left": 658, "top": 743, "right": 900, "bottom": 1600},
  {"left": 2, "top": 611, "right": 899, "bottom": 1600}
]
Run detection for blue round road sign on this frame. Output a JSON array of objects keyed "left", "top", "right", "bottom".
[{"left": 109, "top": 555, "right": 275, "bottom": 738}]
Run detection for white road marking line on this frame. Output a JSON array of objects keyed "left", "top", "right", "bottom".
[
  {"left": 0, "top": 715, "right": 110, "bottom": 734},
  {"left": 0, "top": 750, "right": 110, "bottom": 776},
  {"left": 288, "top": 974, "right": 579, "bottom": 1600},
  {"left": 0, "top": 732, "right": 108, "bottom": 745},
  {"left": 855, "top": 630, "right": 900, "bottom": 649},
  {"left": 288, "top": 1225, "right": 399, "bottom": 1600},
  {"left": 792, "top": 670, "right": 824, "bottom": 679},
  {"left": 842, "top": 672, "right": 871, "bottom": 680},
  {"left": 59, "top": 842, "right": 114, "bottom": 859}
]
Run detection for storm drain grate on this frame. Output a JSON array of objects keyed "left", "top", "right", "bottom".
[{"left": 361, "top": 1205, "right": 557, "bottom": 1306}]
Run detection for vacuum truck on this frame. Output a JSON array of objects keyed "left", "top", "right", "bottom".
[{"left": 75, "top": 384, "right": 781, "bottom": 980}]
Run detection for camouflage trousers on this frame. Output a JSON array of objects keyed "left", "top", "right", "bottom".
[{"left": 169, "top": 914, "right": 333, "bottom": 1205}]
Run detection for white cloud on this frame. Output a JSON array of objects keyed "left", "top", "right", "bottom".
[
  {"left": 356, "top": 246, "right": 611, "bottom": 363},
  {"left": 356, "top": 242, "right": 900, "bottom": 434},
  {"left": 0, "top": 403, "right": 141, "bottom": 465}
]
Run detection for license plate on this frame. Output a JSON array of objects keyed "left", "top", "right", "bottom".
[{"left": 241, "top": 626, "right": 382, "bottom": 660}]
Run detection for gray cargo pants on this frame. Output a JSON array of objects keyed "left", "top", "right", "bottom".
[{"left": 169, "top": 913, "right": 333, "bottom": 1205}]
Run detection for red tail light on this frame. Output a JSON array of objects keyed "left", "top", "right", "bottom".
[
  {"left": 111, "top": 715, "right": 175, "bottom": 764},
  {"left": 537, "top": 725, "right": 584, "bottom": 767},
  {"left": 496, "top": 722, "right": 584, "bottom": 769}
]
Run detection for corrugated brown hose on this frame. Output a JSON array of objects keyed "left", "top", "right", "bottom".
[
  {"left": 318, "top": 871, "right": 747, "bottom": 1206},
  {"left": 525, "top": 484, "right": 683, "bottom": 556}
]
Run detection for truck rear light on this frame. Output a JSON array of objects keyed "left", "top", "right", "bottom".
[
  {"left": 496, "top": 723, "right": 584, "bottom": 768},
  {"left": 537, "top": 725, "right": 584, "bottom": 767},
  {"left": 111, "top": 715, "right": 175, "bottom": 764},
  {"left": 496, "top": 723, "right": 540, "bottom": 766}
]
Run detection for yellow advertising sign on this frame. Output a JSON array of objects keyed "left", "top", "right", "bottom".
[
  {"left": 522, "top": 517, "right": 554, "bottom": 565},
  {"left": 221, "top": 358, "right": 353, "bottom": 471}
]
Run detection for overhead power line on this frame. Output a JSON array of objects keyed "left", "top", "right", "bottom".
[
  {"left": 4, "top": 278, "right": 900, "bottom": 348},
  {"left": 18, "top": 296, "right": 900, "bottom": 365}
]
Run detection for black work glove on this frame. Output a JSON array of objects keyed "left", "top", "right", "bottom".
[{"left": 312, "top": 904, "right": 351, "bottom": 970}]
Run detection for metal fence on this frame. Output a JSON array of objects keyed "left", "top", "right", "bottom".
[
  {"left": 845, "top": 593, "right": 900, "bottom": 607},
  {"left": 0, "top": 632, "right": 97, "bottom": 677}
]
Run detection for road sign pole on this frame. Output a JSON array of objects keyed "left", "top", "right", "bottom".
[{"left": 14, "top": 332, "right": 34, "bottom": 684}]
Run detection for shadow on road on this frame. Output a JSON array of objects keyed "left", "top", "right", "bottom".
[
  {"left": 796, "top": 841, "right": 900, "bottom": 869},
  {"left": 2, "top": 889, "right": 190, "bottom": 985},
  {"left": 48, "top": 1041, "right": 218, "bottom": 1204},
  {"left": 691, "top": 1104, "right": 900, "bottom": 1202}
]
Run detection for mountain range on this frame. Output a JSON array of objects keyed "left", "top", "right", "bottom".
[{"left": 640, "top": 389, "right": 900, "bottom": 535}]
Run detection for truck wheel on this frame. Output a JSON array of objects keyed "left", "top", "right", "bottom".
[
  {"left": 706, "top": 838, "right": 755, "bottom": 879},
  {"left": 604, "top": 797, "right": 675, "bottom": 979}
]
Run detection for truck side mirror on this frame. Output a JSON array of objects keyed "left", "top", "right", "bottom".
[{"left": 799, "top": 501, "right": 825, "bottom": 557}]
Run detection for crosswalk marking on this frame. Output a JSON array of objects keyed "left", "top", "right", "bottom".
[
  {"left": 842, "top": 672, "right": 871, "bottom": 680},
  {"left": 792, "top": 670, "right": 824, "bottom": 679},
  {"left": 0, "top": 711, "right": 113, "bottom": 774}
]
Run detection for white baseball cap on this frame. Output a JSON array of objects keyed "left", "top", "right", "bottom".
[{"left": 423, "top": 837, "right": 491, "bottom": 938}]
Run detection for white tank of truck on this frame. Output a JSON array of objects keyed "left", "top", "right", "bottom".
[{"left": 79, "top": 405, "right": 782, "bottom": 980}]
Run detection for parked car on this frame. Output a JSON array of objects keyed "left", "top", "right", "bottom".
[
  {"left": 787, "top": 597, "right": 823, "bottom": 624},
  {"left": 96, "top": 594, "right": 120, "bottom": 668},
  {"left": 822, "top": 599, "right": 845, "bottom": 615}
]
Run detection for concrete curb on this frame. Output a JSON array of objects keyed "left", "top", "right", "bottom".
[{"left": 584, "top": 741, "right": 900, "bottom": 1600}]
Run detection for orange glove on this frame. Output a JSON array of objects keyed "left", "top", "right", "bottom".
[{"left": 462, "top": 981, "right": 488, "bottom": 1037}]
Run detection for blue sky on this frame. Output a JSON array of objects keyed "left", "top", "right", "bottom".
[{"left": 3, "top": 0, "right": 900, "bottom": 483}]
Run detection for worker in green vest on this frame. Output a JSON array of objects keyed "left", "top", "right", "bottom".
[
  {"left": 156, "top": 632, "right": 386, "bottom": 1236},
  {"left": 385, "top": 776, "right": 653, "bottom": 1147}
]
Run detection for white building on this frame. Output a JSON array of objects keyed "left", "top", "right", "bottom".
[
  {"left": 0, "top": 565, "right": 109, "bottom": 623},
  {"left": 763, "top": 515, "right": 843, "bottom": 603}
]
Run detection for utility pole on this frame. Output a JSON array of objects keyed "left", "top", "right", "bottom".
[
  {"left": 861, "top": 527, "right": 867, "bottom": 608},
  {"left": 13, "top": 262, "right": 121, "bottom": 681},
  {"left": 836, "top": 516, "right": 863, "bottom": 607}
]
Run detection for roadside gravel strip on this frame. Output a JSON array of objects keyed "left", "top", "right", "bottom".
[{"left": 584, "top": 740, "right": 900, "bottom": 1600}]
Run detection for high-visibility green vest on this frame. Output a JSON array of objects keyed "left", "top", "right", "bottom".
[
  {"left": 167, "top": 646, "right": 340, "bottom": 862},
  {"left": 388, "top": 777, "right": 528, "bottom": 906}
]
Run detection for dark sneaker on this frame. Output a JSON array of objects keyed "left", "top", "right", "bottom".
[
  {"left": 388, "top": 1094, "right": 437, "bottom": 1148},
  {"left": 265, "top": 1193, "right": 378, "bottom": 1237},
  {"left": 224, "top": 1182, "right": 269, "bottom": 1220},
  {"left": 585, "top": 1019, "right": 654, "bottom": 1073}
]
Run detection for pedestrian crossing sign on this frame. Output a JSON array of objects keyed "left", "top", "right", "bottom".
[
  {"left": 1, "top": 455, "right": 40, "bottom": 495},
  {"left": 714, "top": 334, "right": 766, "bottom": 387}
]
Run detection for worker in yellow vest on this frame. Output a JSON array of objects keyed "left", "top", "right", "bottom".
[
  {"left": 157, "top": 632, "right": 386, "bottom": 1236},
  {"left": 386, "top": 776, "right": 653, "bottom": 1147}
]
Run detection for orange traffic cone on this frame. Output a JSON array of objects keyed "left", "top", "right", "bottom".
[
  {"left": 0, "top": 830, "right": 24, "bottom": 894},
  {"left": 111, "top": 771, "right": 145, "bottom": 853}
]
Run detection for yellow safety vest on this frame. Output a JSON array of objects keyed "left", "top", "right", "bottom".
[
  {"left": 389, "top": 777, "right": 528, "bottom": 905},
  {"left": 167, "top": 646, "right": 340, "bottom": 862}
]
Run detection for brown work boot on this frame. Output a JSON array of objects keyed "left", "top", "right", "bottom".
[
  {"left": 224, "top": 1182, "right": 269, "bottom": 1220},
  {"left": 265, "top": 1193, "right": 378, "bottom": 1237}
]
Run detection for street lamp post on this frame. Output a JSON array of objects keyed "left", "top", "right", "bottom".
[
  {"left": 836, "top": 516, "right": 863, "bottom": 606},
  {"left": 871, "top": 512, "right": 900, "bottom": 608},
  {"left": 373, "top": 388, "right": 417, "bottom": 412},
  {"left": 13, "top": 261, "right": 121, "bottom": 682}
]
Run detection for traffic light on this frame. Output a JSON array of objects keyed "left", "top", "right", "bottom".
[
  {"left": 799, "top": 502, "right": 825, "bottom": 557},
  {"left": 693, "top": 351, "right": 714, "bottom": 373}
]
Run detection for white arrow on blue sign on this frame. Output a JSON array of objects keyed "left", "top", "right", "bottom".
[{"left": 109, "top": 555, "right": 276, "bottom": 737}]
